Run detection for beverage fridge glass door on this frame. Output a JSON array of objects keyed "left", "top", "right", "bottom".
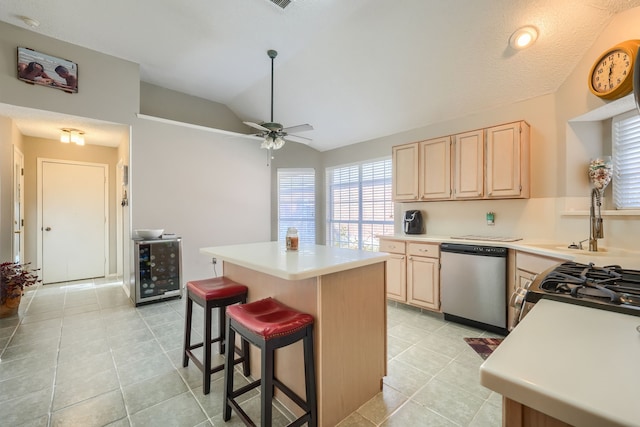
[{"left": 134, "top": 238, "right": 182, "bottom": 305}]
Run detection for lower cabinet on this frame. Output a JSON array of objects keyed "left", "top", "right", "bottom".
[
  {"left": 508, "top": 251, "right": 566, "bottom": 330},
  {"left": 380, "top": 239, "right": 406, "bottom": 302},
  {"left": 380, "top": 238, "right": 440, "bottom": 311},
  {"left": 503, "top": 397, "right": 572, "bottom": 427},
  {"left": 407, "top": 255, "right": 439, "bottom": 310}
]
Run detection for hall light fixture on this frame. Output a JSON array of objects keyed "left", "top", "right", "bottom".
[
  {"left": 509, "top": 26, "right": 538, "bottom": 50},
  {"left": 60, "top": 128, "right": 85, "bottom": 146}
]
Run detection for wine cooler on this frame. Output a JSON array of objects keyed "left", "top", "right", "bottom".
[{"left": 133, "top": 237, "right": 182, "bottom": 305}]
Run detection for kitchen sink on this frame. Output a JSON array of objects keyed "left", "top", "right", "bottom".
[{"left": 523, "top": 243, "right": 634, "bottom": 257}]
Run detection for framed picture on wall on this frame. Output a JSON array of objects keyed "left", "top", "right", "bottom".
[{"left": 17, "top": 47, "right": 78, "bottom": 93}]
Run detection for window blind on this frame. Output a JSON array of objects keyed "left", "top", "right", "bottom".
[
  {"left": 277, "top": 168, "right": 315, "bottom": 244},
  {"left": 326, "top": 158, "right": 393, "bottom": 251},
  {"left": 613, "top": 111, "right": 640, "bottom": 209}
]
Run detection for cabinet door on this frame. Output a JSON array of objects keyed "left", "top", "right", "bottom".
[
  {"left": 419, "top": 137, "right": 451, "bottom": 200},
  {"left": 486, "top": 122, "right": 530, "bottom": 198},
  {"left": 453, "top": 129, "right": 484, "bottom": 199},
  {"left": 407, "top": 256, "right": 440, "bottom": 310},
  {"left": 386, "top": 254, "right": 407, "bottom": 302},
  {"left": 392, "top": 143, "right": 419, "bottom": 201},
  {"left": 509, "top": 269, "right": 537, "bottom": 331}
]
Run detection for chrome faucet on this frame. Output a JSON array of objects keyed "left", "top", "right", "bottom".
[{"left": 589, "top": 188, "right": 604, "bottom": 251}]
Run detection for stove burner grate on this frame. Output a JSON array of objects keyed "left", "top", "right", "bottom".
[{"left": 538, "top": 262, "right": 640, "bottom": 307}]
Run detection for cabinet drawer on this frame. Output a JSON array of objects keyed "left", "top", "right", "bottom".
[
  {"left": 407, "top": 242, "right": 440, "bottom": 258},
  {"left": 379, "top": 239, "right": 406, "bottom": 254}
]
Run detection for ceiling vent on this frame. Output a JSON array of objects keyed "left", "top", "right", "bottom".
[{"left": 269, "top": 0, "right": 292, "bottom": 9}]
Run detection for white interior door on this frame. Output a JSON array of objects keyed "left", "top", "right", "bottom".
[
  {"left": 39, "top": 159, "right": 107, "bottom": 284},
  {"left": 13, "top": 147, "right": 24, "bottom": 263}
]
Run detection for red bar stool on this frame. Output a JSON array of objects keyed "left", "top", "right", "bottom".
[
  {"left": 223, "top": 297, "right": 317, "bottom": 427},
  {"left": 183, "top": 277, "right": 250, "bottom": 395}
]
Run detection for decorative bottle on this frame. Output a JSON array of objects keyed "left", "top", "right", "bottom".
[{"left": 286, "top": 227, "right": 299, "bottom": 251}]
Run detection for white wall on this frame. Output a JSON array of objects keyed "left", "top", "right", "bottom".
[
  {"left": 319, "top": 8, "right": 640, "bottom": 250},
  {"left": 131, "top": 118, "right": 271, "bottom": 282}
]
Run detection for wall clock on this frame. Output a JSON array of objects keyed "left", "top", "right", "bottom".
[{"left": 588, "top": 40, "right": 640, "bottom": 100}]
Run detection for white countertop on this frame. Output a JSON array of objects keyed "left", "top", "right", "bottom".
[
  {"left": 200, "top": 241, "right": 390, "bottom": 280},
  {"left": 480, "top": 299, "right": 640, "bottom": 427},
  {"left": 378, "top": 234, "right": 640, "bottom": 269}
]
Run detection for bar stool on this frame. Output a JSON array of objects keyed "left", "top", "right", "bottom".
[
  {"left": 183, "top": 277, "right": 250, "bottom": 395},
  {"left": 223, "top": 297, "right": 317, "bottom": 427}
]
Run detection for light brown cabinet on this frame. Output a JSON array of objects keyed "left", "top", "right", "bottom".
[
  {"left": 503, "top": 397, "right": 572, "bottom": 427},
  {"left": 391, "top": 121, "right": 530, "bottom": 202},
  {"left": 419, "top": 136, "right": 451, "bottom": 200},
  {"left": 392, "top": 143, "right": 419, "bottom": 201},
  {"left": 380, "top": 238, "right": 440, "bottom": 311},
  {"left": 486, "top": 121, "right": 530, "bottom": 198},
  {"left": 453, "top": 129, "right": 484, "bottom": 199},
  {"left": 508, "top": 251, "right": 565, "bottom": 330},
  {"left": 380, "top": 239, "right": 407, "bottom": 301},
  {"left": 406, "top": 242, "right": 440, "bottom": 310}
]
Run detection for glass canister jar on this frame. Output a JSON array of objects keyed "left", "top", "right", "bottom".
[{"left": 286, "top": 227, "right": 299, "bottom": 251}]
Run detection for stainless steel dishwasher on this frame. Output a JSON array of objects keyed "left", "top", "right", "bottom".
[{"left": 440, "top": 243, "right": 507, "bottom": 334}]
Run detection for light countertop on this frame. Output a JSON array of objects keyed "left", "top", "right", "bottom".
[
  {"left": 480, "top": 299, "right": 640, "bottom": 427},
  {"left": 378, "top": 234, "right": 640, "bottom": 269},
  {"left": 200, "top": 241, "right": 390, "bottom": 281}
]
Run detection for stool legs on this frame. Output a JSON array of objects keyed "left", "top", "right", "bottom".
[
  {"left": 182, "top": 296, "right": 194, "bottom": 368},
  {"left": 223, "top": 318, "right": 317, "bottom": 427},
  {"left": 183, "top": 292, "right": 249, "bottom": 395},
  {"left": 303, "top": 329, "right": 317, "bottom": 427},
  {"left": 260, "top": 343, "right": 275, "bottom": 426}
]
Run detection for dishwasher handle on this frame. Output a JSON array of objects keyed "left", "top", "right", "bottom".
[{"left": 440, "top": 243, "right": 507, "bottom": 257}]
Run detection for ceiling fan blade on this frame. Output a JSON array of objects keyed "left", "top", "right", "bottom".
[
  {"left": 243, "top": 121, "right": 270, "bottom": 132},
  {"left": 286, "top": 133, "right": 312, "bottom": 142},
  {"left": 281, "top": 123, "right": 313, "bottom": 133}
]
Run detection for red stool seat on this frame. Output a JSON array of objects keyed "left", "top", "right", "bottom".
[
  {"left": 226, "top": 297, "right": 313, "bottom": 339},
  {"left": 223, "top": 297, "right": 317, "bottom": 427},
  {"left": 187, "top": 277, "right": 248, "bottom": 301},
  {"left": 183, "top": 276, "right": 250, "bottom": 395}
]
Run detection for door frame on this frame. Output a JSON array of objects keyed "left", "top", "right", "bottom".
[
  {"left": 36, "top": 157, "right": 110, "bottom": 278},
  {"left": 12, "top": 146, "right": 25, "bottom": 263}
]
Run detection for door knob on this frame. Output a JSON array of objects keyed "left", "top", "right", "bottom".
[{"left": 45, "top": 227, "right": 52, "bottom": 231}]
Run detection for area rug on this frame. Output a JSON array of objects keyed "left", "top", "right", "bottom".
[{"left": 464, "top": 337, "right": 504, "bottom": 360}]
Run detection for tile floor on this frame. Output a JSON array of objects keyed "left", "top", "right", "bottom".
[{"left": 0, "top": 278, "right": 504, "bottom": 426}]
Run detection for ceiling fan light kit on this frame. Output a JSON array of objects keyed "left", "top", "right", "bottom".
[{"left": 244, "top": 49, "right": 313, "bottom": 151}]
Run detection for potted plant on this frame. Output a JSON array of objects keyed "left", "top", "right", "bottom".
[{"left": 0, "top": 262, "right": 40, "bottom": 318}]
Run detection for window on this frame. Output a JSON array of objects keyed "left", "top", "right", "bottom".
[
  {"left": 612, "top": 110, "right": 640, "bottom": 209},
  {"left": 326, "top": 158, "right": 394, "bottom": 251},
  {"left": 277, "top": 169, "right": 315, "bottom": 244}
]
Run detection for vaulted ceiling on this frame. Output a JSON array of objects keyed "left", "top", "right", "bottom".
[{"left": 2, "top": 0, "right": 640, "bottom": 150}]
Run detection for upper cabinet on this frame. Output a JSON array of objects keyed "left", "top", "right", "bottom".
[
  {"left": 419, "top": 136, "right": 451, "bottom": 200},
  {"left": 453, "top": 129, "right": 484, "bottom": 199},
  {"left": 392, "top": 143, "right": 419, "bottom": 201},
  {"left": 392, "top": 120, "right": 530, "bottom": 201},
  {"left": 486, "top": 121, "right": 530, "bottom": 199}
]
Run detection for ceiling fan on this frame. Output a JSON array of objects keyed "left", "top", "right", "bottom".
[{"left": 243, "top": 49, "right": 313, "bottom": 150}]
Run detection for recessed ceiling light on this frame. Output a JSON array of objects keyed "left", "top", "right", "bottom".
[
  {"left": 21, "top": 16, "right": 40, "bottom": 28},
  {"left": 509, "top": 26, "right": 538, "bottom": 50}
]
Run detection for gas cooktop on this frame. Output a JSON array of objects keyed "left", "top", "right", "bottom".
[{"left": 526, "top": 261, "right": 640, "bottom": 317}]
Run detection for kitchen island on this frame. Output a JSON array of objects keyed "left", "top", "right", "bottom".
[
  {"left": 200, "top": 241, "right": 389, "bottom": 427},
  {"left": 480, "top": 299, "right": 640, "bottom": 427}
]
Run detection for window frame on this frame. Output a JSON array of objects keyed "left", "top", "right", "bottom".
[
  {"left": 325, "top": 157, "right": 394, "bottom": 251},
  {"left": 612, "top": 109, "right": 640, "bottom": 209},
  {"left": 277, "top": 168, "right": 316, "bottom": 244}
]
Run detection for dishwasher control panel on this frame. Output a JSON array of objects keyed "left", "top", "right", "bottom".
[{"left": 441, "top": 243, "right": 507, "bottom": 257}]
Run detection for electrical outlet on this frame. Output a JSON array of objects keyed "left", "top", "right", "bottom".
[
  {"left": 212, "top": 257, "right": 217, "bottom": 265},
  {"left": 486, "top": 212, "right": 495, "bottom": 226}
]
